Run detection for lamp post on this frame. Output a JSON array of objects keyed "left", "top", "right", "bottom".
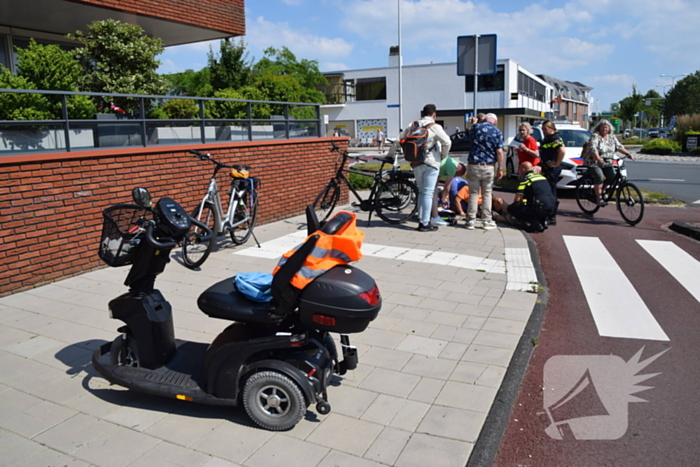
[
  {"left": 659, "top": 74, "right": 687, "bottom": 128},
  {"left": 659, "top": 73, "right": 688, "bottom": 87}
]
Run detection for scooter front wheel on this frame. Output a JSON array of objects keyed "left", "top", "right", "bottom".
[
  {"left": 110, "top": 335, "right": 139, "bottom": 367},
  {"left": 243, "top": 371, "right": 306, "bottom": 431}
]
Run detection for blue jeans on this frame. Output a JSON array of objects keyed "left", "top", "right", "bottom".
[{"left": 412, "top": 164, "right": 439, "bottom": 225}]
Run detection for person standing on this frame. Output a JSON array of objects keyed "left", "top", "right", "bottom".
[
  {"left": 538, "top": 120, "right": 565, "bottom": 225},
  {"left": 377, "top": 129, "right": 385, "bottom": 153},
  {"left": 465, "top": 113, "right": 504, "bottom": 230},
  {"left": 404, "top": 104, "right": 451, "bottom": 232}
]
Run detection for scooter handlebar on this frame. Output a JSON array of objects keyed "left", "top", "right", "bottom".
[
  {"left": 189, "top": 216, "right": 214, "bottom": 242},
  {"left": 144, "top": 221, "right": 178, "bottom": 250}
]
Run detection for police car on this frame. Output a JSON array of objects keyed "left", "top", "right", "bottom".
[{"left": 527, "top": 122, "right": 627, "bottom": 189}]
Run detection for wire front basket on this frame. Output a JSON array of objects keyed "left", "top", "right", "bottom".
[{"left": 99, "top": 204, "right": 152, "bottom": 267}]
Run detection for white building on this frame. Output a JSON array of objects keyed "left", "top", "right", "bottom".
[{"left": 320, "top": 48, "right": 592, "bottom": 145}]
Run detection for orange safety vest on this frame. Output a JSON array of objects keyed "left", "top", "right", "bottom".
[{"left": 273, "top": 212, "right": 365, "bottom": 289}]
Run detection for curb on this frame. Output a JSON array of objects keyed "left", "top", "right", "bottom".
[
  {"left": 466, "top": 231, "right": 548, "bottom": 467},
  {"left": 670, "top": 221, "right": 700, "bottom": 241}
]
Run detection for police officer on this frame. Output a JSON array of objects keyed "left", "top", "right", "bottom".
[
  {"left": 507, "top": 161, "right": 556, "bottom": 233},
  {"left": 538, "top": 120, "right": 565, "bottom": 225}
]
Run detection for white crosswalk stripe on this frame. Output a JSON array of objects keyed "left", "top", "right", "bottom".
[
  {"left": 637, "top": 240, "right": 700, "bottom": 303},
  {"left": 563, "top": 235, "right": 669, "bottom": 341},
  {"left": 232, "top": 232, "right": 541, "bottom": 291}
]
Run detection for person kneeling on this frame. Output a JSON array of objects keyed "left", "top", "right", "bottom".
[
  {"left": 506, "top": 162, "right": 555, "bottom": 233},
  {"left": 448, "top": 166, "right": 506, "bottom": 222}
]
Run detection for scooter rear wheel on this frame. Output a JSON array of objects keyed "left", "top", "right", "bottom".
[{"left": 243, "top": 371, "right": 306, "bottom": 431}]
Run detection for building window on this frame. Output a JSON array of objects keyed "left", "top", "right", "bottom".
[
  {"left": 465, "top": 65, "right": 504, "bottom": 92},
  {"left": 517, "top": 71, "right": 546, "bottom": 102},
  {"left": 0, "top": 35, "right": 8, "bottom": 70},
  {"left": 355, "top": 77, "right": 386, "bottom": 101}
]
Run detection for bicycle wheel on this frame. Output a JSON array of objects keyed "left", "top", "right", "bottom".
[
  {"left": 375, "top": 179, "right": 418, "bottom": 224},
  {"left": 230, "top": 190, "right": 257, "bottom": 245},
  {"left": 575, "top": 176, "right": 600, "bottom": 215},
  {"left": 616, "top": 182, "right": 644, "bottom": 226},
  {"left": 182, "top": 203, "right": 218, "bottom": 269},
  {"left": 313, "top": 183, "right": 340, "bottom": 223}
]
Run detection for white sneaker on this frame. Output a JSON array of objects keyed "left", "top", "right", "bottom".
[
  {"left": 465, "top": 220, "right": 476, "bottom": 230},
  {"left": 481, "top": 220, "right": 497, "bottom": 230},
  {"left": 430, "top": 216, "right": 449, "bottom": 226}
]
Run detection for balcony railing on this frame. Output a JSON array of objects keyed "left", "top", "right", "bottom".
[{"left": 0, "top": 89, "right": 322, "bottom": 155}]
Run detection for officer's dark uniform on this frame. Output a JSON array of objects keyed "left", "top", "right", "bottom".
[
  {"left": 538, "top": 132, "right": 564, "bottom": 224},
  {"left": 507, "top": 171, "right": 556, "bottom": 232}
]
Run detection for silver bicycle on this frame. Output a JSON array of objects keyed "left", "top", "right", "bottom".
[{"left": 182, "top": 149, "right": 260, "bottom": 269}]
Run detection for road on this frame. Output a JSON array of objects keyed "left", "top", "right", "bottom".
[
  {"left": 626, "top": 159, "right": 700, "bottom": 204},
  {"left": 494, "top": 200, "right": 700, "bottom": 467}
]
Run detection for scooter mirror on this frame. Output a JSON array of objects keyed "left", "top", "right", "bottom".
[{"left": 132, "top": 187, "right": 152, "bottom": 208}]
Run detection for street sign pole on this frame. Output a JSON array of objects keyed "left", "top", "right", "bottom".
[{"left": 473, "top": 35, "right": 479, "bottom": 118}]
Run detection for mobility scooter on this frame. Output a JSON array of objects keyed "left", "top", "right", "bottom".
[{"left": 92, "top": 188, "right": 381, "bottom": 430}]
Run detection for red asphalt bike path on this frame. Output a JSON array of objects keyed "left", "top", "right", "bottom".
[{"left": 493, "top": 199, "right": 700, "bottom": 467}]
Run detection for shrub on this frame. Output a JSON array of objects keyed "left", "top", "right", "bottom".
[
  {"left": 160, "top": 99, "right": 199, "bottom": 120},
  {"left": 673, "top": 114, "right": 700, "bottom": 140},
  {"left": 348, "top": 171, "right": 374, "bottom": 190},
  {"left": 640, "top": 138, "right": 681, "bottom": 155}
]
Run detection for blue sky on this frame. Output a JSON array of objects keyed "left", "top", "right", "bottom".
[{"left": 158, "top": 0, "right": 700, "bottom": 111}]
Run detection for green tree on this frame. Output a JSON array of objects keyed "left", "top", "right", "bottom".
[
  {"left": 664, "top": 71, "right": 700, "bottom": 117},
  {"left": 252, "top": 46, "right": 328, "bottom": 105},
  {"left": 68, "top": 19, "right": 168, "bottom": 114},
  {"left": 642, "top": 89, "right": 663, "bottom": 127},
  {"left": 165, "top": 68, "right": 213, "bottom": 97},
  {"left": 207, "top": 87, "right": 270, "bottom": 119},
  {"left": 618, "top": 85, "right": 644, "bottom": 125},
  {"left": 13, "top": 39, "right": 95, "bottom": 118},
  {"left": 208, "top": 38, "right": 252, "bottom": 91}
]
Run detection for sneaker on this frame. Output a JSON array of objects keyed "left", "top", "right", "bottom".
[
  {"left": 430, "top": 216, "right": 449, "bottom": 226},
  {"left": 417, "top": 223, "right": 438, "bottom": 232},
  {"left": 465, "top": 220, "right": 476, "bottom": 230},
  {"left": 481, "top": 220, "right": 497, "bottom": 230},
  {"left": 547, "top": 217, "right": 557, "bottom": 226},
  {"left": 597, "top": 199, "right": 607, "bottom": 207}
]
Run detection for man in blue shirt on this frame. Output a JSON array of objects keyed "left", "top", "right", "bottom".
[{"left": 465, "top": 113, "right": 504, "bottom": 230}]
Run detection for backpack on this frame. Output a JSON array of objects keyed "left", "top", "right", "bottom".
[{"left": 400, "top": 121, "right": 435, "bottom": 163}]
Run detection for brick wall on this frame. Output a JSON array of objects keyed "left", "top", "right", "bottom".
[
  {"left": 0, "top": 138, "right": 348, "bottom": 296},
  {"left": 71, "top": 0, "right": 246, "bottom": 36}
]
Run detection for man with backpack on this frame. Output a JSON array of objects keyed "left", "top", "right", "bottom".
[
  {"left": 400, "top": 104, "right": 451, "bottom": 232},
  {"left": 465, "top": 113, "right": 504, "bottom": 230}
]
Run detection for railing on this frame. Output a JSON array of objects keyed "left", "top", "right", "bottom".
[{"left": 0, "top": 89, "right": 322, "bottom": 155}]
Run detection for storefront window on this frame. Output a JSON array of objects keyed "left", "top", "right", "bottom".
[{"left": 0, "top": 36, "right": 8, "bottom": 70}]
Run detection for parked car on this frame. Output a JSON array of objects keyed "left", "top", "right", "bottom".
[
  {"left": 449, "top": 131, "right": 471, "bottom": 152},
  {"left": 529, "top": 123, "right": 625, "bottom": 189},
  {"left": 648, "top": 128, "right": 660, "bottom": 139}
]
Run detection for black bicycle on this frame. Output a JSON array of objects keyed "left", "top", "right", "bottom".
[
  {"left": 575, "top": 157, "right": 644, "bottom": 225},
  {"left": 313, "top": 142, "right": 418, "bottom": 225}
]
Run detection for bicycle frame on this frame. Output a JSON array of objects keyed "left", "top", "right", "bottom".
[{"left": 197, "top": 170, "right": 254, "bottom": 235}]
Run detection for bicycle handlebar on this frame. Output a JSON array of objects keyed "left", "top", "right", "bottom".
[{"left": 187, "top": 149, "right": 251, "bottom": 171}]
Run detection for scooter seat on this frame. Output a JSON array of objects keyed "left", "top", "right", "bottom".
[{"left": 197, "top": 278, "right": 282, "bottom": 325}]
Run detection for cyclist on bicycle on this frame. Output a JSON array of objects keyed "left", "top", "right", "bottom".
[{"left": 584, "top": 119, "right": 635, "bottom": 206}]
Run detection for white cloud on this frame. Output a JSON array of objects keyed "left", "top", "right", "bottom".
[
  {"left": 246, "top": 16, "right": 354, "bottom": 62},
  {"left": 322, "top": 62, "right": 350, "bottom": 71}
]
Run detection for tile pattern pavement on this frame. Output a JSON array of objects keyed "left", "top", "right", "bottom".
[{"left": 0, "top": 204, "right": 538, "bottom": 467}]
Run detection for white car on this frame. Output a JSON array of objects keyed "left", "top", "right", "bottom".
[{"left": 524, "top": 123, "right": 626, "bottom": 189}]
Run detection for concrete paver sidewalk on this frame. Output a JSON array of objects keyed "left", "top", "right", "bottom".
[{"left": 0, "top": 205, "right": 538, "bottom": 467}]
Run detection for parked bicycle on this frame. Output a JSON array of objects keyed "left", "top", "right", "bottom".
[
  {"left": 182, "top": 149, "right": 260, "bottom": 269},
  {"left": 313, "top": 142, "right": 418, "bottom": 225},
  {"left": 575, "top": 157, "right": 644, "bottom": 225}
]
